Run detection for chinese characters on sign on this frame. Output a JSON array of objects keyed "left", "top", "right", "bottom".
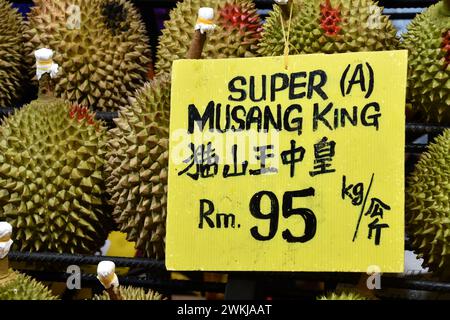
[
  {"left": 167, "top": 51, "right": 407, "bottom": 272},
  {"left": 179, "top": 137, "right": 337, "bottom": 180}
]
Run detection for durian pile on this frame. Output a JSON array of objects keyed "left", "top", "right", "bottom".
[
  {"left": 402, "top": 0, "right": 450, "bottom": 124},
  {"left": 258, "top": 0, "right": 398, "bottom": 56},
  {"left": 0, "top": 97, "right": 112, "bottom": 254},
  {"left": 93, "top": 286, "right": 164, "bottom": 300},
  {"left": 155, "top": 0, "right": 262, "bottom": 75},
  {"left": 0, "top": 272, "right": 58, "bottom": 300},
  {"left": 106, "top": 75, "right": 170, "bottom": 260},
  {"left": 25, "top": 0, "right": 151, "bottom": 111},
  {"left": 0, "top": 0, "right": 25, "bottom": 107},
  {"left": 406, "top": 129, "right": 450, "bottom": 278}
]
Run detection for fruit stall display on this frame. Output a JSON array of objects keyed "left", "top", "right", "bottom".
[{"left": 0, "top": 0, "right": 449, "bottom": 300}]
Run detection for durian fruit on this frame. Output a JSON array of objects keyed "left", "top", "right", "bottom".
[
  {"left": 155, "top": 0, "right": 262, "bottom": 75},
  {"left": 402, "top": 0, "right": 450, "bottom": 124},
  {"left": 0, "top": 0, "right": 26, "bottom": 107},
  {"left": 0, "top": 99, "right": 112, "bottom": 254},
  {"left": 106, "top": 75, "right": 170, "bottom": 259},
  {"left": 93, "top": 286, "right": 163, "bottom": 300},
  {"left": 317, "top": 291, "right": 368, "bottom": 300},
  {"left": 24, "top": 0, "right": 152, "bottom": 111},
  {"left": 406, "top": 129, "right": 450, "bottom": 278},
  {"left": 0, "top": 271, "right": 58, "bottom": 300},
  {"left": 258, "top": 0, "right": 398, "bottom": 57}
]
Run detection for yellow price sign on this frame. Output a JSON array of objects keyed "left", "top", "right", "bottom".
[{"left": 167, "top": 51, "right": 407, "bottom": 272}]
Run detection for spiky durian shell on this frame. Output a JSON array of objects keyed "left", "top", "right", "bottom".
[
  {"left": 258, "top": 0, "right": 398, "bottom": 56},
  {"left": 25, "top": 0, "right": 151, "bottom": 111},
  {"left": 155, "top": 0, "right": 262, "bottom": 75},
  {"left": 406, "top": 129, "right": 450, "bottom": 277},
  {"left": 318, "top": 291, "right": 368, "bottom": 300},
  {"left": 0, "top": 0, "right": 26, "bottom": 107},
  {"left": 402, "top": 1, "right": 450, "bottom": 124},
  {"left": 0, "top": 97, "right": 112, "bottom": 254},
  {"left": 0, "top": 271, "right": 57, "bottom": 300},
  {"left": 93, "top": 286, "right": 163, "bottom": 300},
  {"left": 106, "top": 76, "right": 170, "bottom": 259}
]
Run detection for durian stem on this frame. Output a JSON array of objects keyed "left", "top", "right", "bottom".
[
  {"left": 0, "top": 257, "right": 9, "bottom": 280},
  {"left": 106, "top": 286, "right": 124, "bottom": 300},
  {"left": 277, "top": 0, "right": 292, "bottom": 19},
  {"left": 38, "top": 73, "right": 55, "bottom": 99},
  {"left": 187, "top": 30, "right": 206, "bottom": 59}
]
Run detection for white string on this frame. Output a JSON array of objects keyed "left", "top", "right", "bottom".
[{"left": 279, "top": 4, "right": 293, "bottom": 70}]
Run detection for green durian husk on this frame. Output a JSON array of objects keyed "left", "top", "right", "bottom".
[
  {"left": 406, "top": 129, "right": 450, "bottom": 278},
  {"left": 0, "top": 0, "right": 26, "bottom": 107},
  {"left": 155, "top": 0, "right": 262, "bottom": 75},
  {"left": 92, "top": 286, "right": 163, "bottom": 300},
  {"left": 402, "top": 1, "right": 450, "bottom": 124},
  {"left": 317, "top": 291, "right": 368, "bottom": 300},
  {"left": 105, "top": 75, "right": 170, "bottom": 260},
  {"left": 24, "top": 0, "right": 152, "bottom": 111},
  {"left": 0, "top": 97, "right": 113, "bottom": 254},
  {"left": 258, "top": 0, "right": 398, "bottom": 56},
  {"left": 0, "top": 270, "right": 58, "bottom": 300}
]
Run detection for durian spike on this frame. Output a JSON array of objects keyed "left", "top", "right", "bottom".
[
  {"left": 275, "top": 0, "right": 292, "bottom": 19},
  {"left": 34, "top": 48, "right": 59, "bottom": 99},
  {"left": 442, "top": 0, "right": 450, "bottom": 16},
  {"left": 97, "top": 261, "right": 123, "bottom": 301},
  {"left": 187, "top": 7, "right": 216, "bottom": 59},
  {"left": 0, "top": 222, "right": 14, "bottom": 284}
]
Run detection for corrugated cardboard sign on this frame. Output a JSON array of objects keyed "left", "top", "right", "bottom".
[{"left": 167, "top": 51, "right": 407, "bottom": 272}]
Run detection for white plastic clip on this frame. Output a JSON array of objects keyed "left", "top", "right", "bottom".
[
  {"left": 195, "top": 7, "right": 216, "bottom": 34},
  {"left": 97, "top": 261, "right": 119, "bottom": 289},
  {"left": 0, "top": 222, "right": 13, "bottom": 260},
  {"left": 35, "top": 48, "right": 59, "bottom": 80}
]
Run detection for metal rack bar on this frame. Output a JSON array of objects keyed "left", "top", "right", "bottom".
[
  {"left": 406, "top": 144, "right": 428, "bottom": 154},
  {"left": 9, "top": 251, "right": 166, "bottom": 271},
  {"left": 22, "top": 270, "right": 226, "bottom": 295},
  {"left": 381, "top": 277, "right": 450, "bottom": 292},
  {"left": 9, "top": 251, "right": 450, "bottom": 295},
  {"left": 406, "top": 123, "right": 450, "bottom": 134},
  {"left": 0, "top": 108, "right": 118, "bottom": 127}
]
